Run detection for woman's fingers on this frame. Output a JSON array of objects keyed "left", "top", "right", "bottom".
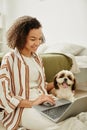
[{"left": 32, "top": 94, "right": 56, "bottom": 106}]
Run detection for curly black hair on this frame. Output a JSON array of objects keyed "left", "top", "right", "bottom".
[{"left": 7, "top": 16, "right": 45, "bottom": 50}]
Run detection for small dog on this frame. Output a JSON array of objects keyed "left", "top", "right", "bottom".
[{"left": 51, "top": 70, "right": 76, "bottom": 102}]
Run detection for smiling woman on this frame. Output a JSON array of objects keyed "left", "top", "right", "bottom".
[
  {"left": 20, "top": 28, "right": 43, "bottom": 57},
  {"left": 0, "top": 15, "right": 56, "bottom": 130},
  {"left": 0, "top": 15, "right": 87, "bottom": 130}
]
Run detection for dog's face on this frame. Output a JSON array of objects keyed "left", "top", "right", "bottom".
[{"left": 54, "top": 70, "right": 76, "bottom": 91}]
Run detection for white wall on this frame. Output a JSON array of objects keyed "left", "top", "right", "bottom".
[{"left": 2, "top": 0, "right": 87, "bottom": 51}]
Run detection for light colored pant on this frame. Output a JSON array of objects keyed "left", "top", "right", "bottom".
[
  {"left": 20, "top": 108, "right": 87, "bottom": 130},
  {"left": 20, "top": 108, "right": 59, "bottom": 130}
]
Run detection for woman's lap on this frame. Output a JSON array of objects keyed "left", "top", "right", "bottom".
[
  {"left": 20, "top": 108, "right": 87, "bottom": 130},
  {"left": 20, "top": 108, "right": 57, "bottom": 130}
]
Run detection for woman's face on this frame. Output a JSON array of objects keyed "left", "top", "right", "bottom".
[{"left": 22, "top": 27, "right": 43, "bottom": 56}]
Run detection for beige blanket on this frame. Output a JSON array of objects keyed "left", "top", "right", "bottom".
[{"left": 46, "top": 112, "right": 87, "bottom": 130}]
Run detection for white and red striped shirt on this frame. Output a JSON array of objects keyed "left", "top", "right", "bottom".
[{"left": 0, "top": 48, "right": 47, "bottom": 130}]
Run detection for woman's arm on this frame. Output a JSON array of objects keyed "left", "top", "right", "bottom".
[
  {"left": 18, "top": 94, "right": 55, "bottom": 108},
  {"left": 46, "top": 82, "right": 54, "bottom": 92}
]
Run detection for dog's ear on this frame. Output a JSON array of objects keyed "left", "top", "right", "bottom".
[
  {"left": 72, "top": 79, "right": 76, "bottom": 91},
  {"left": 54, "top": 76, "right": 59, "bottom": 89}
]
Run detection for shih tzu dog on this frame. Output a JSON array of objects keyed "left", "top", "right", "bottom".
[{"left": 51, "top": 70, "right": 76, "bottom": 102}]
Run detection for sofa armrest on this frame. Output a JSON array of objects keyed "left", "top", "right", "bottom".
[{"left": 40, "top": 53, "right": 72, "bottom": 82}]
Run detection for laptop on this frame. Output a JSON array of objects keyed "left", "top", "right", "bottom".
[{"left": 33, "top": 96, "right": 87, "bottom": 123}]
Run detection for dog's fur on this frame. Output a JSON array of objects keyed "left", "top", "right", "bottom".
[{"left": 50, "top": 70, "right": 76, "bottom": 102}]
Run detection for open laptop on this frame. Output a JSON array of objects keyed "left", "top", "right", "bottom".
[{"left": 33, "top": 96, "right": 87, "bottom": 123}]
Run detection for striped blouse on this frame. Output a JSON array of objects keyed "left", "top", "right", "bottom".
[{"left": 0, "top": 48, "right": 47, "bottom": 130}]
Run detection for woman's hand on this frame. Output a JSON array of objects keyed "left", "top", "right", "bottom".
[
  {"left": 31, "top": 94, "right": 55, "bottom": 106},
  {"left": 18, "top": 94, "right": 55, "bottom": 108}
]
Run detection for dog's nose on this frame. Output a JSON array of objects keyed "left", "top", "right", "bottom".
[{"left": 64, "top": 78, "right": 67, "bottom": 82}]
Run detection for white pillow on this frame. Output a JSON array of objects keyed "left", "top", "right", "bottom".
[
  {"left": 78, "top": 48, "right": 87, "bottom": 56},
  {"left": 61, "top": 43, "right": 85, "bottom": 56},
  {"left": 44, "top": 45, "right": 64, "bottom": 53},
  {"left": 37, "top": 44, "right": 48, "bottom": 54},
  {"left": 37, "top": 43, "right": 85, "bottom": 56}
]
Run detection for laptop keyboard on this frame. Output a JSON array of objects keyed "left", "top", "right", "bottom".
[{"left": 42, "top": 103, "right": 70, "bottom": 119}]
